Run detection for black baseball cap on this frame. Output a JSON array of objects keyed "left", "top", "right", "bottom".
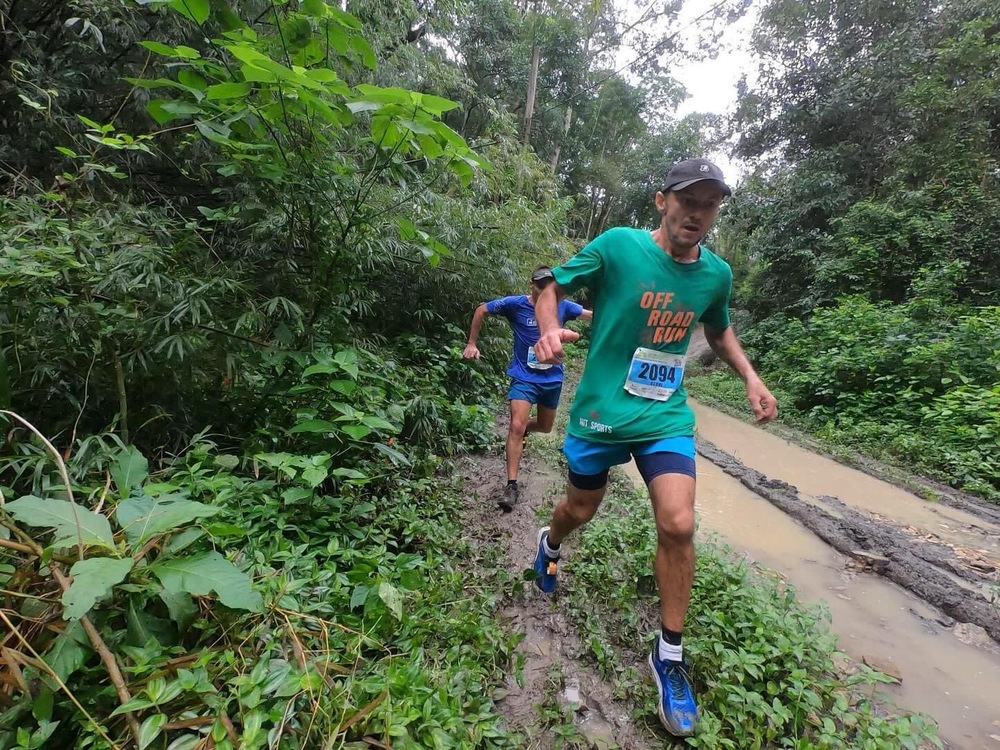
[
  {"left": 664, "top": 158, "right": 732, "bottom": 196},
  {"left": 531, "top": 267, "right": 554, "bottom": 283}
]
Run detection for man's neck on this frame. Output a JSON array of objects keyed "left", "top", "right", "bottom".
[{"left": 651, "top": 228, "right": 699, "bottom": 262}]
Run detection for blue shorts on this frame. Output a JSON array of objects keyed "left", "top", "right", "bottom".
[
  {"left": 508, "top": 379, "right": 562, "bottom": 410},
  {"left": 563, "top": 433, "right": 696, "bottom": 489}
]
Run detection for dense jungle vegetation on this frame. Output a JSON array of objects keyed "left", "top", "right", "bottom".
[{"left": 0, "top": 0, "right": 994, "bottom": 746}]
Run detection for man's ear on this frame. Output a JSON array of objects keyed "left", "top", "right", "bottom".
[{"left": 654, "top": 190, "right": 668, "bottom": 214}]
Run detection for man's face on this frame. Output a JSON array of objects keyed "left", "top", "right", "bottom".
[{"left": 656, "top": 181, "right": 725, "bottom": 249}]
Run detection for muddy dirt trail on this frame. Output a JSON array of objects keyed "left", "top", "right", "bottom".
[
  {"left": 676, "top": 400, "right": 1000, "bottom": 750},
  {"left": 461, "top": 447, "right": 659, "bottom": 749}
]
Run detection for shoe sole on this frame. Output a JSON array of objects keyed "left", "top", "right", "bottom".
[
  {"left": 647, "top": 652, "right": 695, "bottom": 737},
  {"left": 498, "top": 497, "right": 515, "bottom": 512}
]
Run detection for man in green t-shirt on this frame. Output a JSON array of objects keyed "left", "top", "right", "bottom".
[{"left": 531, "top": 158, "right": 778, "bottom": 737}]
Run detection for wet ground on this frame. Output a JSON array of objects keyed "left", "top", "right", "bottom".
[
  {"left": 459, "top": 392, "right": 1000, "bottom": 748},
  {"left": 664, "top": 401, "right": 1000, "bottom": 749}
]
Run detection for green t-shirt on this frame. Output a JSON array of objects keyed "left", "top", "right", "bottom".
[{"left": 553, "top": 227, "right": 732, "bottom": 444}]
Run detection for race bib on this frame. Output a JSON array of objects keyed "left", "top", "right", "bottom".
[
  {"left": 527, "top": 345, "right": 553, "bottom": 370},
  {"left": 624, "top": 347, "right": 685, "bottom": 401}
]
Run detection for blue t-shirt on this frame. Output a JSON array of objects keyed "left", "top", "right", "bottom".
[{"left": 485, "top": 295, "right": 584, "bottom": 384}]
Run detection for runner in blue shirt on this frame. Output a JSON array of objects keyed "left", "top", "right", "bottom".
[{"left": 464, "top": 266, "right": 592, "bottom": 510}]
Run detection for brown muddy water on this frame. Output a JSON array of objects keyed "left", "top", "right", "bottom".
[{"left": 623, "top": 402, "right": 1000, "bottom": 749}]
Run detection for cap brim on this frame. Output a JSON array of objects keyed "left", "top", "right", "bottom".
[{"left": 670, "top": 177, "right": 732, "bottom": 197}]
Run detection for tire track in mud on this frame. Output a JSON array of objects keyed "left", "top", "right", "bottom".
[{"left": 697, "top": 439, "right": 1000, "bottom": 644}]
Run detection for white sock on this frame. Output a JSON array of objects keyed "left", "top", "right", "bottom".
[
  {"left": 658, "top": 635, "right": 683, "bottom": 663},
  {"left": 542, "top": 534, "right": 561, "bottom": 559}
]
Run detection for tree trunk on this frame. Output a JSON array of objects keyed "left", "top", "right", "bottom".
[
  {"left": 522, "top": 45, "right": 541, "bottom": 145},
  {"left": 550, "top": 105, "right": 573, "bottom": 172}
]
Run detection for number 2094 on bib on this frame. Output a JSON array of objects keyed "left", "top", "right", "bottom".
[{"left": 624, "top": 348, "right": 686, "bottom": 401}]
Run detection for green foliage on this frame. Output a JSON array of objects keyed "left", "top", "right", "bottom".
[{"left": 561, "top": 479, "right": 941, "bottom": 748}]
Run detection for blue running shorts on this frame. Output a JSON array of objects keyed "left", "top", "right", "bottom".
[
  {"left": 563, "top": 433, "right": 696, "bottom": 489},
  {"left": 508, "top": 379, "right": 563, "bottom": 410}
]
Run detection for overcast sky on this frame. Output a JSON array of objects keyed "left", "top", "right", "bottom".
[{"left": 618, "top": 0, "right": 762, "bottom": 183}]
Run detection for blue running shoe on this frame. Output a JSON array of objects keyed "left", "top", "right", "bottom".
[
  {"left": 533, "top": 527, "right": 559, "bottom": 593},
  {"left": 648, "top": 642, "right": 697, "bottom": 736}
]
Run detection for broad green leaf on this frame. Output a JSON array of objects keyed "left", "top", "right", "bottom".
[
  {"left": 354, "top": 84, "right": 411, "bottom": 106},
  {"left": 304, "top": 68, "right": 339, "bottom": 83},
  {"left": 164, "top": 526, "right": 206, "bottom": 554},
  {"left": 112, "top": 446, "right": 148, "bottom": 498},
  {"left": 346, "top": 100, "right": 382, "bottom": 114},
  {"left": 214, "top": 454, "right": 239, "bottom": 469},
  {"left": 5, "top": 496, "right": 114, "bottom": 549},
  {"left": 139, "top": 713, "right": 167, "bottom": 750},
  {"left": 173, "top": 45, "right": 201, "bottom": 59},
  {"left": 206, "top": 82, "right": 251, "bottom": 100},
  {"left": 281, "top": 487, "right": 313, "bottom": 504},
  {"left": 126, "top": 598, "right": 178, "bottom": 648},
  {"left": 139, "top": 41, "right": 176, "bottom": 56},
  {"left": 373, "top": 442, "right": 410, "bottom": 466},
  {"left": 340, "top": 424, "right": 371, "bottom": 440},
  {"left": 151, "top": 551, "right": 263, "bottom": 612},
  {"left": 288, "top": 419, "right": 339, "bottom": 435},
  {"left": 169, "top": 0, "right": 209, "bottom": 24},
  {"left": 411, "top": 92, "right": 460, "bottom": 115},
  {"left": 301, "top": 0, "right": 327, "bottom": 16},
  {"left": 32, "top": 687, "right": 54, "bottom": 722},
  {"left": 62, "top": 557, "right": 133, "bottom": 620},
  {"left": 160, "top": 589, "right": 198, "bottom": 632},
  {"left": 177, "top": 69, "right": 208, "bottom": 92},
  {"left": 300, "top": 464, "right": 328, "bottom": 487},
  {"left": 350, "top": 584, "right": 368, "bottom": 610},
  {"left": 301, "top": 362, "right": 338, "bottom": 377},
  {"left": 361, "top": 415, "right": 397, "bottom": 431},
  {"left": 378, "top": 581, "right": 403, "bottom": 620},
  {"left": 116, "top": 494, "right": 220, "bottom": 544},
  {"left": 41, "top": 622, "right": 90, "bottom": 684}
]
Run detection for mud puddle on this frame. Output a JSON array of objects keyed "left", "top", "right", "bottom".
[
  {"left": 692, "top": 402, "right": 1000, "bottom": 569},
  {"left": 628, "top": 415, "right": 1000, "bottom": 748}
]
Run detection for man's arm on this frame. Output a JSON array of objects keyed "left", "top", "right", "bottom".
[
  {"left": 578, "top": 308, "right": 594, "bottom": 322},
  {"left": 463, "top": 303, "right": 489, "bottom": 359},
  {"left": 534, "top": 283, "right": 580, "bottom": 363},
  {"left": 703, "top": 324, "right": 778, "bottom": 425}
]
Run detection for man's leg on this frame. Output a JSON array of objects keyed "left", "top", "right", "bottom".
[
  {"left": 526, "top": 382, "right": 561, "bottom": 435},
  {"left": 640, "top": 454, "right": 698, "bottom": 737},
  {"left": 505, "top": 399, "right": 532, "bottom": 482},
  {"left": 648, "top": 472, "right": 696, "bottom": 634},
  {"left": 527, "top": 404, "right": 557, "bottom": 436},
  {"left": 534, "top": 435, "right": 625, "bottom": 592}
]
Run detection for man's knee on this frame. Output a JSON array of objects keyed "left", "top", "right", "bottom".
[
  {"left": 566, "top": 495, "right": 599, "bottom": 525},
  {"left": 655, "top": 507, "right": 695, "bottom": 546},
  {"left": 509, "top": 412, "right": 530, "bottom": 438}
]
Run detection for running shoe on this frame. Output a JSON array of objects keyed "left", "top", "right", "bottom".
[
  {"left": 648, "top": 641, "right": 698, "bottom": 736},
  {"left": 533, "top": 526, "right": 559, "bottom": 593},
  {"left": 499, "top": 483, "right": 519, "bottom": 511}
]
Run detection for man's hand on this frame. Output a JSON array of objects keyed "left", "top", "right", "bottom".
[
  {"left": 463, "top": 343, "right": 481, "bottom": 360},
  {"left": 534, "top": 329, "right": 580, "bottom": 364},
  {"left": 747, "top": 378, "right": 778, "bottom": 425}
]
